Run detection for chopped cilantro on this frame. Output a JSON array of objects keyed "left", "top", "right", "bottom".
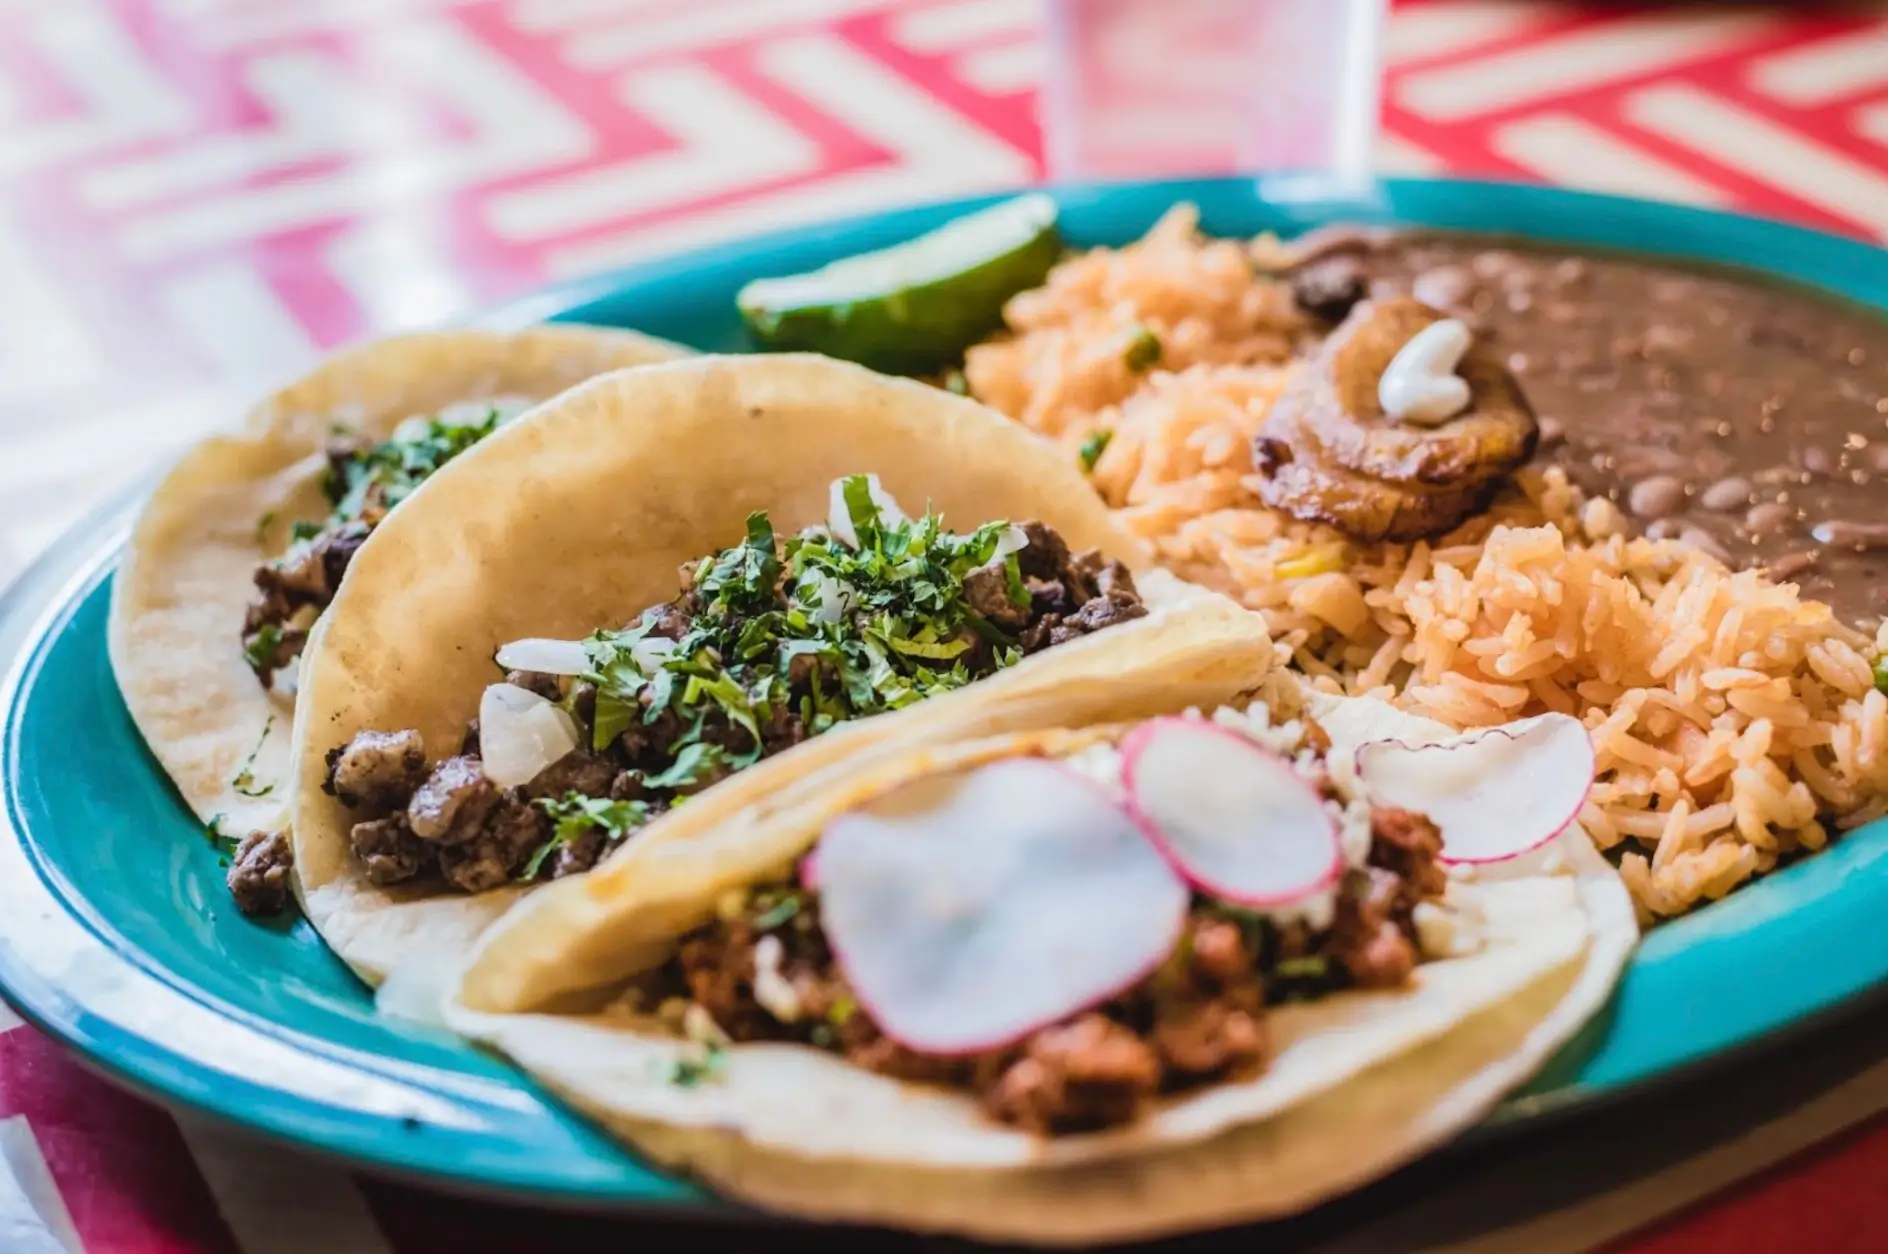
[
  {"left": 323, "top": 407, "right": 503, "bottom": 525},
  {"left": 581, "top": 622, "right": 657, "bottom": 751},
  {"left": 695, "top": 513, "right": 781, "bottom": 618},
  {"left": 1078, "top": 429, "right": 1114, "bottom": 471},
  {"left": 243, "top": 624, "right": 283, "bottom": 672},
  {"left": 521, "top": 792, "right": 650, "bottom": 881},
  {"left": 660, "top": 1041, "right": 728, "bottom": 1087},
  {"left": 1874, "top": 655, "right": 1888, "bottom": 696},
  {"left": 290, "top": 519, "right": 325, "bottom": 542},
  {"left": 230, "top": 716, "right": 275, "bottom": 797},
  {"left": 204, "top": 813, "right": 238, "bottom": 855},
  {"left": 1273, "top": 956, "right": 1331, "bottom": 981},
  {"left": 840, "top": 476, "right": 886, "bottom": 551},
  {"left": 641, "top": 742, "right": 731, "bottom": 791},
  {"left": 545, "top": 476, "right": 1054, "bottom": 821},
  {"left": 1122, "top": 326, "right": 1162, "bottom": 373},
  {"left": 751, "top": 893, "right": 802, "bottom": 931}
]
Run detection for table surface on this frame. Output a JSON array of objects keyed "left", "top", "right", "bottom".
[{"left": 4, "top": 1, "right": 1888, "bottom": 1251}]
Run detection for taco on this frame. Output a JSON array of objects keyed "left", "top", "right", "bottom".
[
  {"left": 441, "top": 685, "right": 1635, "bottom": 1244},
  {"left": 109, "top": 325, "right": 689, "bottom": 856},
  {"left": 289, "top": 353, "right": 1278, "bottom": 986}
]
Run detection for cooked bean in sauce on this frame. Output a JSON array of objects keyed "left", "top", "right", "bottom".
[{"left": 1334, "top": 233, "right": 1888, "bottom": 623}]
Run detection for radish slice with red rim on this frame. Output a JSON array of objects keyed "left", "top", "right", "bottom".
[
  {"left": 1121, "top": 717, "right": 1342, "bottom": 907},
  {"left": 815, "top": 758, "right": 1189, "bottom": 1056},
  {"left": 1352, "top": 713, "right": 1594, "bottom": 864}
]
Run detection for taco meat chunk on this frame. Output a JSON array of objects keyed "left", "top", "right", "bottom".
[
  {"left": 242, "top": 408, "right": 505, "bottom": 685},
  {"left": 620, "top": 799, "right": 1445, "bottom": 1135},
  {"left": 226, "top": 828, "right": 294, "bottom": 917},
  {"left": 320, "top": 482, "right": 1147, "bottom": 894}
]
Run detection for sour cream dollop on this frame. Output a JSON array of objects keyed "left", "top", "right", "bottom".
[{"left": 1379, "top": 319, "right": 1473, "bottom": 426}]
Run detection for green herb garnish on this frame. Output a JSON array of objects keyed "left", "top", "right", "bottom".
[
  {"left": 1273, "top": 956, "right": 1332, "bottom": 981},
  {"left": 290, "top": 519, "right": 324, "bottom": 542},
  {"left": 641, "top": 742, "right": 731, "bottom": 791},
  {"left": 1873, "top": 655, "right": 1888, "bottom": 696},
  {"left": 1078, "top": 429, "right": 1114, "bottom": 471},
  {"left": 659, "top": 1041, "right": 728, "bottom": 1087},
  {"left": 204, "top": 813, "right": 238, "bottom": 855},
  {"left": 323, "top": 407, "right": 503, "bottom": 525},
  {"left": 1122, "top": 326, "right": 1162, "bottom": 373},
  {"left": 581, "top": 621, "right": 658, "bottom": 751},
  {"left": 696, "top": 512, "right": 782, "bottom": 618},
  {"left": 520, "top": 792, "right": 650, "bottom": 881},
  {"left": 751, "top": 893, "right": 803, "bottom": 931},
  {"left": 230, "top": 716, "right": 275, "bottom": 797},
  {"left": 565, "top": 476, "right": 1041, "bottom": 811},
  {"left": 243, "top": 624, "right": 283, "bottom": 672}
]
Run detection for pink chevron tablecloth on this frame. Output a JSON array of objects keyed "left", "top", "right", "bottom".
[{"left": 4, "top": 2, "right": 1888, "bottom": 1251}]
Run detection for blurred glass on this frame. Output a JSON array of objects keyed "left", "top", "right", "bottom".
[{"left": 1038, "top": 0, "right": 1388, "bottom": 184}]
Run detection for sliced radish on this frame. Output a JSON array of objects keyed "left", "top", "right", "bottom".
[
  {"left": 827, "top": 474, "right": 909, "bottom": 548},
  {"left": 1121, "top": 717, "right": 1341, "bottom": 908},
  {"left": 494, "top": 637, "right": 589, "bottom": 675},
  {"left": 479, "top": 682, "right": 579, "bottom": 788},
  {"left": 1352, "top": 713, "right": 1594, "bottom": 864},
  {"left": 815, "top": 758, "right": 1189, "bottom": 1056}
]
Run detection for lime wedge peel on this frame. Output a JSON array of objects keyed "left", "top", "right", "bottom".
[{"left": 735, "top": 193, "right": 1064, "bottom": 375}]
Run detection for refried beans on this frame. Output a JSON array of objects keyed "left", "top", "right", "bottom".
[{"left": 1307, "top": 231, "right": 1888, "bottom": 624}]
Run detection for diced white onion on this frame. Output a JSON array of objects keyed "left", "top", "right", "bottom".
[
  {"left": 494, "top": 637, "right": 590, "bottom": 676},
  {"left": 751, "top": 935, "right": 802, "bottom": 1023},
  {"left": 683, "top": 1003, "right": 730, "bottom": 1046},
  {"left": 631, "top": 636, "right": 677, "bottom": 674},
  {"left": 271, "top": 654, "right": 301, "bottom": 698},
  {"left": 478, "top": 682, "right": 579, "bottom": 787},
  {"left": 827, "top": 474, "right": 909, "bottom": 548},
  {"left": 993, "top": 524, "right": 1030, "bottom": 559},
  {"left": 796, "top": 568, "right": 858, "bottom": 624},
  {"left": 390, "top": 415, "right": 432, "bottom": 443}
]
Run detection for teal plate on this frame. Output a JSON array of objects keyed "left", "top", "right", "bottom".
[{"left": 3, "top": 176, "right": 1888, "bottom": 1212}]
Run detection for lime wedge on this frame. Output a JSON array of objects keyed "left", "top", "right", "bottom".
[{"left": 736, "top": 193, "right": 1062, "bottom": 375}]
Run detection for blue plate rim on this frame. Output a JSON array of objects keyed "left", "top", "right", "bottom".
[{"left": 0, "top": 173, "right": 1883, "bottom": 1208}]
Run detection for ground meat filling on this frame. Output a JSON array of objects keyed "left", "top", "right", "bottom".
[
  {"left": 321, "top": 517, "right": 1145, "bottom": 894},
  {"left": 631, "top": 804, "right": 1445, "bottom": 1135},
  {"left": 225, "top": 828, "right": 294, "bottom": 917},
  {"left": 242, "top": 504, "right": 373, "bottom": 684},
  {"left": 1007, "top": 522, "right": 1148, "bottom": 653},
  {"left": 243, "top": 407, "right": 505, "bottom": 683},
  {"left": 322, "top": 741, "right": 563, "bottom": 893}
]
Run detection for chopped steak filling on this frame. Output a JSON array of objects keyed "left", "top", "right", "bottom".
[
  {"left": 242, "top": 407, "right": 507, "bottom": 684},
  {"left": 321, "top": 501, "right": 1146, "bottom": 893},
  {"left": 623, "top": 802, "right": 1444, "bottom": 1135},
  {"left": 226, "top": 828, "right": 295, "bottom": 917}
]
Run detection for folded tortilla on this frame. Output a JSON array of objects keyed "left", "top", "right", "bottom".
[
  {"left": 110, "top": 325, "right": 689, "bottom": 838},
  {"left": 290, "top": 353, "right": 1281, "bottom": 987},
  {"left": 443, "top": 688, "right": 1636, "bottom": 1244}
]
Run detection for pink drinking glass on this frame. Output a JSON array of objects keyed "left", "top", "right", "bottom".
[{"left": 1038, "top": 0, "right": 1389, "bottom": 183}]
